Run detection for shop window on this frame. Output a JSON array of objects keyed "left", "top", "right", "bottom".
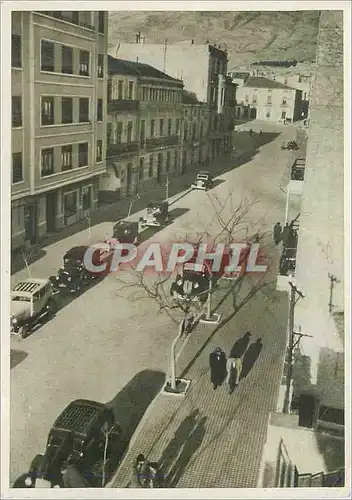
[
  {"left": 12, "top": 152, "right": 23, "bottom": 183},
  {"left": 79, "top": 98, "right": 89, "bottom": 122},
  {"left": 61, "top": 97, "right": 73, "bottom": 124},
  {"left": 12, "top": 96, "right": 22, "bottom": 127},
  {"left": 41, "top": 40, "right": 54, "bottom": 72},
  {"left": 62, "top": 45, "right": 73, "bottom": 74},
  {"left": 79, "top": 50, "right": 89, "bottom": 76},
  {"left": 78, "top": 143, "right": 89, "bottom": 167},
  {"left": 82, "top": 186, "right": 92, "bottom": 211},
  {"left": 61, "top": 145, "right": 72, "bottom": 170},
  {"left": 41, "top": 148, "right": 54, "bottom": 176},
  {"left": 97, "top": 54, "right": 104, "bottom": 78},
  {"left": 12, "top": 34, "right": 21, "bottom": 68},
  {"left": 64, "top": 191, "right": 77, "bottom": 217},
  {"left": 96, "top": 140, "right": 103, "bottom": 162}
]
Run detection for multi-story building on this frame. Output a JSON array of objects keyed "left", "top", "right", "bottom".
[
  {"left": 99, "top": 56, "right": 184, "bottom": 201},
  {"left": 235, "top": 76, "right": 303, "bottom": 123},
  {"left": 11, "top": 10, "right": 108, "bottom": 251},
  {"left": 113, "top": 39, "right": 235, "bottom": 158}
]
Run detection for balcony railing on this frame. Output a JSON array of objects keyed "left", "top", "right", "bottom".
[
  {"left": 107, "top": 141, "right": 139, "bottom": 158},
  {"left": 145, "top": 135, "right": 179, "bottom": 150},
  {"left": 108, "top": 100, "right": 140, "bottom": 113},
  {"left": 38, "top": 12, "right": 95, "bottom": 31}
]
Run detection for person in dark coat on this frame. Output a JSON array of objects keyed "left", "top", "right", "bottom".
[
  {"left": 170, "top": 275, "right": 185, "bottom": 300},
  {"left": 273, "top": 222, "right": 282, "bottom": 245},
  {"left": 281, "top": 223, "right": 290, "bottom": 247},
  {"left": 13, "top": 473, "right": 35, "bottom": 488},
  {"left": 209, "top": 347, "right": 227, "bottom": 390}
]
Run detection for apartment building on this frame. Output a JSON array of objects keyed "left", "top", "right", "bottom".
[
  {"left": 100, "top": 56, "right": 184, "bottom": 201},
  {"left": 113, "top": 38, "right": 235, "bottom": 158},
  {"left": 11, "top": 10, "right": 108, "bottom": 251},
  {"left": 235, "top": 76, "right": 303, "bottom": 123}
]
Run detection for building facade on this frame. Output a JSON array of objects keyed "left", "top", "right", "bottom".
[
  {"left": 235, "top": 76, "right": 303, "bottom": 123},
  {"left": 11, "top": 10, "right": 108, "bottom": 251},
  {"left": 113, "top": 39, "right": 235, "bottom": 158},
  {"left": 100, "top": 56, "right": 184, "bottom": 201}
]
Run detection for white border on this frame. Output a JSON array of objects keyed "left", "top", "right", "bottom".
[{"left": 2, "top": 2, "right": 351, "bottom": 500}]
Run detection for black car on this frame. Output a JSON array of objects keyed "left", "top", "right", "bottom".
[
  {"left": 63, "top": 244, "right": 113, "bottom": 279},
  {"left": 112, "top": 221, "right": 140, "bottom": 245},
  {"left": 28, "top": 399, "right": 126, "bottom": 488}
]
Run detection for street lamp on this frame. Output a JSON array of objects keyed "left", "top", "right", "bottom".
[{"left": 282, "top": 280, "right": 306, "bottom": 414}]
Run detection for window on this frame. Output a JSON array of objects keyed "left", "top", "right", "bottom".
[
  {"left": 148, "top": 156, "right": 153, "bottom": 177},
  {"left": 139, "top": 157, "right": 144, "bottom": 180},
  {"left": 41, "top": 148, "right": 54, "bottom": 176},
  {"left": 62, "top": 46, "right": 73, "bottom": 74},
  {"left": 62, "top": 11, "right": 79, "bottom": 24},
  {"left": 41, "top": 96, "right": 54, "bottom": 126},
  {"left": 98, "top": 11, "right": 105, "bottom": 33},
  {"left": 12, "top": 34, "right": 21, "bottom": 68},
  {"left": 107, "top": 80, "right": 112, "bottom": 101},
  {"left": 166, "top": 151, "right": 171, "bottom": 172},
  {"left": 41, "top": 40, "right": 54, "bottom": 72},
  {"left": 82, "top": 186, "right": 92, "bottom": 211},
  {"left": 78, "top": 143, "right": 89, "bottom": 167},
  {"left": 267, "top": 95, "right": 272, "bottom": 105},
  {"left": 167, "top": 118, "right": 172, "bottom": 136},
  {"left": 282, "top": 96, "right": 287, "bottom": 105},
  {"left": 97, "top": 99, "right": 103, "bottom": 122},
  {"left": 160, "top": 119, "right": 164, "bottom": 136},
  {"left": 107, "top": 123, "right": 112, "bottom": 145},
  {"left": 96, "top": 140, "right": 103, "bottom": 162},
  {"left": 12, "top": 152, "right": 23, "bottom": 183},
  {"left": 128, "top": 81, "right": 134, "bottom": 100},
  {"left": 79, "top": 50, "right": 89, "bottom": 76},
  {"left": 61, "top": 97, "right": 73, "bottom": 124},
  {"left": 140, "top": 120, "right": 145, "bottom": 144},
  {"left": 174, "top": 151, "right": 178, "bottom": 171},
  {"left": 281, "top": 111, "right": 287, "bottom": 120},
  {"left": 266, "top": 111, "right": 271, "bottom": 119},
  {"left": 79, "top": 98, "right": 89, "bottom": 122},
  {"left": 61, "top": 145, "right": 72, "bottom": 171},
  {"left": 127, "top": 121, "right": 133, "bottom": 142},
  {"left": 116, "top": 122, "right": 123, "bottom": 143},
  {"left": 150, "top": 119, "right": 155, "bottom": 138},
  {"left": 176, "top": 118, "right": 180, "bottom": 135},
  {"left": 12, "top": 96, "right": 22, "bottom": 127},
  {"left": 97, "top": 54, "right": 104, "bottom": 78},
  {"left": 64, "top": 191, "right": 77, "bottom": 217},
  {"left": 118, "top": 81, "right": 123, "bottom": 99}
]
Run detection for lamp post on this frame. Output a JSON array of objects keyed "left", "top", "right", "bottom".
[
  {"left": 165, "top": 175, "right": 169, "bottom": 200},
  {"left": 128, "top": 194, "right": 140, "bottom": 217},
  {"left": 282, "top": 280, "right": 305, "bottom": 414}
]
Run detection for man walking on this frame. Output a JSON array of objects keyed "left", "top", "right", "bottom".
[
  {"left": 209, "top": 347, "right": 227, "bottom": 390},
  {"left": 226, "top": 356, "right": 243, "bottom": 394},
  {"left": 273, "top": 222, "right": 282, "bottom": 246}
]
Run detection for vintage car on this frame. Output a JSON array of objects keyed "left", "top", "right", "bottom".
[
  {"left": 111, "top": 221, "right": 140, "bottom": 245},
  {"left": 63, "top": 243, "right": 114, "bottom": 279},
  {"left": 27, "top": 399, "right": 126, "bottom": 488},
  {"left": 191, "top": 171, "right": 214, "bottom": 191},
  {"left": 139, "top": 201, "right": 169, "bottom": 228},
  {"left": 10, "top": 278, "right": 56, "bottom": 338}
]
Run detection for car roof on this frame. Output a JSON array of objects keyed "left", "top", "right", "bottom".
[
  {"left": 198, "top": 171, "right": 211, "bottom": 176},
  {"left": 12, "top": 278, "right": 49, "bottom": 294},
  {"left": 64, "top": 246, "right": 89, "bottom": 259},
  {"left": 114, "top": 221, "right": 138, "bottom": 229},
  {"left": 52, "top": 399, "right": 106, "bottom": 436}
]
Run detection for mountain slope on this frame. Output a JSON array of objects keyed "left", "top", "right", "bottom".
[{"left": 108, "top": 11, "right": 320, "bottom": 68}]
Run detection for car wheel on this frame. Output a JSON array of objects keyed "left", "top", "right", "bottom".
[{"left": 20, "top": 325, "right": 29, "bottom": 339}]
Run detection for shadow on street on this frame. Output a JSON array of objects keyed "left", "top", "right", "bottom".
[
  {"left": 106, "top": 370, "right": 165, "bottom": 442},
  {"left": 229, "top": 331, "right": 252, "bottom": 358},
  {"left": 240, "top": 338, "right": 263, "bottom": 380},
  {"left": 166, "top": 416, "right": 207, "bottom": 487},
  {"left": 10, "top": 349, "right": 28, "bottom": 369}
]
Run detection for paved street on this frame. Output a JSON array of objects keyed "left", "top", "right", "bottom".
[{"left": 9, "top": 120, "right": 301, "bottom": 485}]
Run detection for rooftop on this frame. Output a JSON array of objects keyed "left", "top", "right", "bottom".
[
  {"left": 182, "top": 90, "right": 202, "bottom": 104},
  {"left": 108, "top": 55, "right": 182, "bottom": 84},
  {"left": 243, "top": 76, "right": 297, "bottom": 90}
]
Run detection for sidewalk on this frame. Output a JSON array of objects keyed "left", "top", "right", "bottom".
[{"left": 109, "top": 249, "right": 290, "bottom": 489}]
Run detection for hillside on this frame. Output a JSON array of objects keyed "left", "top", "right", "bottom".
[{"left": 108, "top": 11, "right": 320, "bottom": 68}]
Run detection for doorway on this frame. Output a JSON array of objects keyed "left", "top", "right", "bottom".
[
  {"left": 46, "top": 191, "right": 57, "bottom": 233},
  {"left": 157, "top": 153, "right": 163, "bottom": 184},
  {"left": 126, "top": 163, "right": 132, "bottom": 196},
  {"left": 24, "top": 203, "right": 37, "bottom": 244},
  {"left": 250, "top": 108, "right": 257, "bottom": 119}
]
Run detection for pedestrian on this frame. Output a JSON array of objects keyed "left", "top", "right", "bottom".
[
  {"left": 209, "top": 347, "right": 227, "bottom": 390},
  {"left": 13, "top": 473, "right": 35, "bottom": 488},
  {"left": 281, "top": 223, "right": 290, "bottom": 247},
  {"left": 273, "top": 222, "right": 282, "bottom": 245},
  {"left": 226, "top": 356, "right": 243, "bottom": 394},
  {"left": 170, "top": 275, "right": 185, "bottom": 300}
]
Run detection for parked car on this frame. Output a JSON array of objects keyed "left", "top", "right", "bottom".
[
  {"left": 27, "top": 399, "right": 126, "bottom": 488},
  {"left": 111, "top": 221, "right": 140, "bottom": 245},
  {"left": 139, "top": 201, "right": 169, "bottom": 228},
  {"left": 49, "top": 267, "right": 83, "bottom": 295},
  {"left": 281, "top": 140, "right": 299, "bottom": 151},
  {"left": 191, "top": 171, "right": 214, "bottom": 191},
  {"left": 10, "top": 278, "right": 56, "bottom": 338},
  {"left": 63, "top": 244, "right": 114, "bottom": 279}
]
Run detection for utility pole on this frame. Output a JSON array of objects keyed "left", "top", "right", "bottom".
[
  {"left": 283, "top": 280, "right": 305, "bottom": 414},
  {"left": 328, "top": 273, "right": 340, "bottom": 314}
]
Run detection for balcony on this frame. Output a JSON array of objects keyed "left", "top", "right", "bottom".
[
  {"left": 144, "top": 135, "right": 179, "bottom": 151},
  {"left": 108, "top": 100, "right": 140, "bottom": 113},
  {"left": 38, "top": 12, "right": 95, "bottom": 30},
  {"left": 107, "top": 141, "right": 139, "bottom": 158}
]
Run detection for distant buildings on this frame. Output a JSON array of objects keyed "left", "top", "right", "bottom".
[
  {"left": 234, "top": 75, "right": 303, "bottom": 123},
  {"left": 11, "top": 11, "right": 108, "bottom": 251}
]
